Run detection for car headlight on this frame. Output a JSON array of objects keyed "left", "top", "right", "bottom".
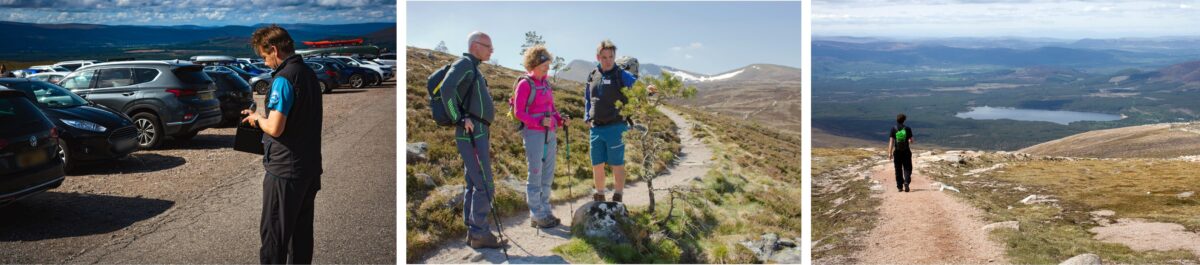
[{"left": 61, "top": 119, "right": 107, "bottom": 133}]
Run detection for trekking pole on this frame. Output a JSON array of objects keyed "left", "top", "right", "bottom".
[
  {"left": 467, "top": 130, "right": 509, "bottom": 261},
  {"left": 565, "top": 117, "right": 574, "bottom": 217}
]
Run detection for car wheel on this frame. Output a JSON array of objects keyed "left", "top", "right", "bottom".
[
  {"left": 132, "top": 112, "right": 163, "bottom": 149},
  {"left": 319, "top": 80, "right": 331, "bottom": 94},
  {"left": 350, "top": 74, "right": 365, "bottom": 89},
  {"left": 57, "top": 138, "right": 74, "bottom": 174},
  {"left": 254, "top": 81, "right": 270, "bottom": 95}
]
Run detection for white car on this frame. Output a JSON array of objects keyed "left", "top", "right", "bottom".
[
  {"left": 53, "top": 60, "right": 100, "bottom": 71},
  {"left": 26, "top": 72, "right": 69, "bottom": 84},
  {"left": 29, "top": 65, "right": 72, "bottom": 73},
  {"left": 328, "top": 56, "right": 392, "bottom": 85},
  {"left": 374, "top": 53, "right": 396, "bottom": 67}
]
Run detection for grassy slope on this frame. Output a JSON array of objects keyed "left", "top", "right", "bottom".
[
  {"left": 926, "top": 153, "right": 1200, "bottom": 264},
  {"left": 1020, "top": 122, "right": 1200, "bottom": 158},
  {"left": 553, "top": 106, "right": 803, "bottom": 263},
  {"left": 811, "top": 148, "right": 881, "bottom": 263},
  {"left": 404, "top": 47, "right": 678, "bottom": 262}
]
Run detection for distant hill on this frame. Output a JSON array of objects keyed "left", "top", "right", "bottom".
[
  {"left": 814, "top": 40, "right": 1132, "bottom": 68},
  {"left": 1019, "top": 122, "right": 1200, "bottom": 158},
  {"left": 0, "top": 21, "right": 394, "bottom": 61}
]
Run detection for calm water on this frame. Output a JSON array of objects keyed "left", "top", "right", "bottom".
[{"left": 955, "top": 106, "right": 1122, "bottom": 125}]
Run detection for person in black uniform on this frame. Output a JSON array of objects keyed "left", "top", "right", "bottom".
[
  {"left": 888, "top": 114, "right": 914, "bottom": 192},
  {"left": 241, "top": 25, "right": 323, "bottom": 264}
]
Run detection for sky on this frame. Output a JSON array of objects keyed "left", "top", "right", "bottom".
[
  {"left": 406, "top": 1, "right": 802, "bottom": 75},
  {"left": 814, "top": 0, "right": 1200, "bottom": 39},
  {"left": 0, "top": 0, "right": 396, "bottom": 26}
]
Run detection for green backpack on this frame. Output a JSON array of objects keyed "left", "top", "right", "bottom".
[{"left": 894, "top": 126, "right": 909, "bottom": 143}]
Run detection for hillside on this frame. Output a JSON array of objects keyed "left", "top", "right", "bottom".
[
  {"left": 404, "top": 47, "right": 680, "bottom": 262},
  {"left": 675, "top": 84, "right": 801, "bottom": 135},
  {"left": 1019, "top": 122, "right": 1200, "bottom": 158}
]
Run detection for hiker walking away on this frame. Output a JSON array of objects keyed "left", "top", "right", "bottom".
[
  {"left": 512, "top": 45, "right": 565, "bottom": 228},
  {"left": 888, "top": 114, "right": 914, "bottom": 192},
  {"left": 242, "top": 25, "right": 324, "bottom": 264},
  {"left": 584, "top": 40, "right": 655, "bottom": 202},
  {"left": 437, "top": 31, "right": 505, "bottom": 249}
]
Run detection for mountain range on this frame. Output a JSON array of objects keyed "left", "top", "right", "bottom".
[{"left": 555, "top": 59, "right": 800, "bottom": 89}]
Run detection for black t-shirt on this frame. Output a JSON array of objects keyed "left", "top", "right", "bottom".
[{"left": 890, "top": 125, "right": 913, "bottom": 153}]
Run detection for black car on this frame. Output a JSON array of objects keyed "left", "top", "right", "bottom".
[
  {"left": 0, "top": 87, "right": 65, "bottom": 205},
  {"left": 0, "top": 79, "right": 138, "bottom": 172},
  {"left": 204, "top": 70, "right": 255, "bottom": 125}
]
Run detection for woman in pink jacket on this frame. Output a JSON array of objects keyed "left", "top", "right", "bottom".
[{"left": 515, "top": 45, "right": 564, "bottom": 228}]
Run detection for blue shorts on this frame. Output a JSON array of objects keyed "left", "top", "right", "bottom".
[{"left": 589, "top": 123, "right": 628, "bottom": 166}]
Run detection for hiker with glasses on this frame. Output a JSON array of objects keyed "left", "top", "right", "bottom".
[
  {"left": 510, "top": 45, "right": 565, "bottom": 228},
  {"left": 888, "top": 114, "right": 914, "bottom": 192},
  {"left": 435, "top": 31, "right": 505, "bottom": 249},
  {"left": 584, "top": 39, "right": 655, "bottom": 202}
]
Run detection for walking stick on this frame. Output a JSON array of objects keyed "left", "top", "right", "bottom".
[{"left": 467, "top": 129, "right": 509, "bottom": 261}]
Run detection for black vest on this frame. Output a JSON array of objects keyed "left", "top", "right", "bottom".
[
  {"left": 263, "top": 55, "right": 323, "bottom": 179},
  {"left": 586, "top": 66, "right": 629, "bottom": 126}
]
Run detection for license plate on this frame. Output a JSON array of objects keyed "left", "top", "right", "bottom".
[
  {"left": 17, "top": 150, "right": 47, "bottom": 168},
  {"left": 200, "top": 92, "right": 214, "bottom": 100}
]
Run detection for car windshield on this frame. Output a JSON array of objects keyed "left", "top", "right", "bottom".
[{"left": 1, "top": 81, "right": 88, "bottom": 108}]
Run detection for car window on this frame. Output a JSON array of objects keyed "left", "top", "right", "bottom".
[
  {"left": 59, "top": 63, "right": 82, "bottom": 71},
  {"left": 134, "top": 68, "right": 160, "bottom": 85},
  {"left": 3, "top": 81, "right": 88, "bottom": 108},
  {"left": 307, "top": 62, "right": 325, "bottom": 71},
  {"left": 381, "top": 54, "right": 395, "bottom": 60},
  {"left": 96, "top": 68, "right": 135, "bottom": 88},
  {"left": 61, "top": 70, "right": 97, "bottom": 90},
  {"left": 174, "top": 65, "right": 214, "bottom": 85}
]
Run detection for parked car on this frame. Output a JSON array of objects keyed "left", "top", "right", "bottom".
[
  {"left": 203, "top": 65, "right": 255, "bottom": 82},
  {"left": 305, "top": 57, "right": 376, "bottom": 89},
  {"left": 0, "top": 86, "right": 65, "bottom": 205},
  {"left": 0, "top": 79, "right": 138, "bottom": 172},
  {"left": 248, "top": 62, "right": 339, "bottom": 95},
  {"left": 203, "top": 70, "right": 254, "bottom": 125},
  {"left": 27, "top": 72, "right": 68, "bottom": 84},
  {"left": 54, "top": 60, "right": 101, "bottom": 72},
  {"left": 374, "top": 53, "right": 396, "bottom": 67},
  {"left": 326, "top": 55, "right": 392, "bottom": 85},
  {"left": 59, "top": 60, "right": 222, "bottom": 149},
  {"left": 29, "top": 65, "right": 72, "bottom": 73},
  {"left": 192, "top": 55, "right": 263, "bottom": 79}
]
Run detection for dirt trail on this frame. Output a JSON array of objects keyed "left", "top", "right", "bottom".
[
  {"left": 419, "top": 107, "right": 713, "bottom": 264},
  {"left": 854, "top": 154, "right": 1008, "bottom": 264}
]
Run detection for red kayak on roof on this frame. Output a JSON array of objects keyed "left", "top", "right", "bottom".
[{"left": 303, "top": 39, "right": 364, "bottom": 48}]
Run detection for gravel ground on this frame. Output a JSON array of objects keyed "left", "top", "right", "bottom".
[{"left": 0, "top": 81, "right": 397, "bottom": 263}]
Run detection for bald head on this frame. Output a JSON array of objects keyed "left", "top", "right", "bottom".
[{"left": 467, "top": 31, "right": 493, "bottom": 61}]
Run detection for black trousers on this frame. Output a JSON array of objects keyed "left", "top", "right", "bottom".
[
  {"left": 893, "top": 152, "right": 913, "bottom": 189},
  {"left": 260, "top": 173, "right": 320, "bottom": 264}
]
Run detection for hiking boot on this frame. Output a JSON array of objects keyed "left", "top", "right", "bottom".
[
  {"left": 904, "top": 185, "right": 911, "bottom": 192},
  {"left": 612, "top": 192, "right": 623, "bottom": 202},
  {"left": 468, "top": 233, "right": 507, "bottom": 249},
  {"left": 898, "top": 186, "right": 904, "bottom": 192},
  {"left": 593, "top": 193, "right": 605, "bottom": 202},
  {"left": 531, "top": 216, "right": 561, "bottom": 229}
]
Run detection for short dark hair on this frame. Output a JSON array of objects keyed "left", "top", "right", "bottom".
[
  {"left": 897, "top": 113, "right": 907, "bottom": 124},
  {"left": 251, "top": 24, "right": 295, "bottom": 55}
]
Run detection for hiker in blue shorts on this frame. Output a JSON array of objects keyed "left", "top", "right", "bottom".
[{"left": 584, "top": 40, "right": 655, "bottom": 202}]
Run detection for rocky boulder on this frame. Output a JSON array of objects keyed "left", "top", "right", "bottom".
[
  {"left": 407, "top": 142, "right": 429, "bottom": 163},
  {"left": 739, "top": 233, "right": 803, "bottom": 263},
  {"left": 571, "top": 202, "right": 635, "bottom": 244}
]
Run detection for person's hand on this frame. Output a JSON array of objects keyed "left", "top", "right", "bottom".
[
  {"left": 888, "top": 154, "right": 893, "bottom": 161},
  {"left": 464, "top": 119, "right": 475, "bottom": 133},
  {"left": 541, "top": 117, "right": 552, "bottom": 127},
  {"left": 647, "top": 84, "right": 658, "bottom": 95},
  {"left": 241, "top": 114, "right": 260, "bottom": 128}
]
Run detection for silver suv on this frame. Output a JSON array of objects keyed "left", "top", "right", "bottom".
[{"left": 59, "top": 60, "right": 222, "bottom": 149}]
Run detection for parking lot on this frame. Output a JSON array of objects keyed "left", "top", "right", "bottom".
[{"left": 0, "top": 81, "right": 396, "bottom": 263}]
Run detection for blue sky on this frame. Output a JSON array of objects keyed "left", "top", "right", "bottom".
[
  {"left": 815, "top": 0, "right": 1200, "bottom": 39},
  {"left": 407, "top": 1, "right": 802, "bottom": 75},
  {"left": 0, "top": 0, "right": 396, "bottom": 26}
]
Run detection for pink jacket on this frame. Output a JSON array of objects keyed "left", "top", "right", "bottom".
[{"left": 514, "top": 72, "right": 563, "bottom": 131}]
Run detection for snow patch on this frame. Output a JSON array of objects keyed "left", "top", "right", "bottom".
[{"left": 666, "top": 69, "right": 744, "bottom": 82}]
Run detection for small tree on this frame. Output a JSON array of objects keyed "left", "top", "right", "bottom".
[
  {"left": 550, "top": 56, "right": 568, "bottom": 84},
  {"left": 434, "top": 41, "right": 448, "bottom": 53},
  {"left": 616, "top": 71, "right": 696, "bottom": 213},
  {"left": 519, "top": 31, "right": 545, "bottom": 56}
]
